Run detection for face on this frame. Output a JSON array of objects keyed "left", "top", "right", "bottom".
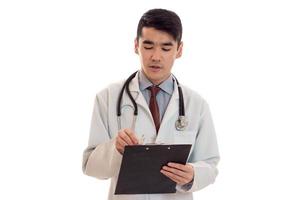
[{"left": 135, "top": 27, "right": 183, "bottom": 85}]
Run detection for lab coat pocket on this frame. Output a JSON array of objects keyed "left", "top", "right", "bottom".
[{"left": 173, "top": 131, "right": 196, "bottom": 145}]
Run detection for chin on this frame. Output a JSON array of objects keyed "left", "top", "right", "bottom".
[
  {"left": 151, "top": 75, "right": 166, "bottom": 85},
  {"left": 143, "top": 69, "right": 166, "bottom": 83}
]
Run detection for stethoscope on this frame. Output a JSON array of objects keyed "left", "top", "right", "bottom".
[{"left": 117, "top": 71, "right": 188, "bottom": 131}]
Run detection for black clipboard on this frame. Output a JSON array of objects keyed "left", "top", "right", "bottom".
[{"left": 115, "top": 144, "right": 192, "bottom": 194}]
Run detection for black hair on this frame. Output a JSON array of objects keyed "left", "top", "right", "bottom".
[{"left": 136, "top": 8, "right": 182, "bottom": 46}]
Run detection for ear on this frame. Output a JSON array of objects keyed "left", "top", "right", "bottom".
[
  {"left": 134, "top": 38, "right": 139, "bottom": 54},
  {"left": 176, "top": 42, "right": 183, "bottom": 58}
]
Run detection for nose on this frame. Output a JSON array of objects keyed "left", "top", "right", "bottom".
[{"left": 151, "top": 48, "right": 161, "bottom": 62}]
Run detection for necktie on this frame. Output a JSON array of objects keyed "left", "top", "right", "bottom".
[{"left": 148, "top": 85, "right": 160, "bottom": 133}]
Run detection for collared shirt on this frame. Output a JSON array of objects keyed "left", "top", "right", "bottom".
[{"left": 138, "top": 70, "right": 174, "bottom": 122}]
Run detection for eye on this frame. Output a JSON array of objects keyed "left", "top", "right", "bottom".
[
  {"left": 162, "top": 48, "right": 171, "bottom": 51},
  {"left": 144, "top": 46, "right": 153, "bottom": 50}
]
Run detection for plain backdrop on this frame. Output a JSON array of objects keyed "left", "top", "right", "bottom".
[{"left": 0, "top": 0, "right": 300, "bottom": 199}]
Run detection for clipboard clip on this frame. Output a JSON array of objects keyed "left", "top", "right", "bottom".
[{"left": 139, "top": 134, "right": 164, "bottom": 145}]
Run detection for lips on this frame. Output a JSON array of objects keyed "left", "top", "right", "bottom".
[
  {"left": 148, "top": 65, "right": 162, "bottom": 72},
  {"left": 149, "top": 65, "right": 162, "bottom": 69}
]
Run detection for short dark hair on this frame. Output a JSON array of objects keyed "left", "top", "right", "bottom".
[{"left": 136, "top": 9, "right": 182, "bottom": 46}]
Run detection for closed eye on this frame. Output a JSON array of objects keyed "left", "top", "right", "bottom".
[{"left": 162, "top": 48, "right": 171, "bottom": 51}]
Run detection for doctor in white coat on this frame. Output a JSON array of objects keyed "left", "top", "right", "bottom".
[{"left": 82, "top": 8, "right": 220, "bottom": 200}]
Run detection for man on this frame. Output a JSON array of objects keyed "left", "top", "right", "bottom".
[{"left": 82, "top": 8, "right": 220, "bottom": 200}]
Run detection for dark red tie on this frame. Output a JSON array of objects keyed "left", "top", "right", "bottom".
[{"left": 148, "top": 86, "right": 160, "bottom": 133}]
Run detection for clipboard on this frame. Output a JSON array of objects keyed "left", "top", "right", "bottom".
[{"left": 115, "top": 144, "right": 192, "bottom": 194}]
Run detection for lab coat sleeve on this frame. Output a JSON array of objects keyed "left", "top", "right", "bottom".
[
  {"left": 82, "top": 93, "right": 122, "bottom": 179},
  {"left": 177, "top": 100, "right": 220, "bottom": 193}
]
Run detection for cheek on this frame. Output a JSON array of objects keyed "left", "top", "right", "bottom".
[
  {"left": 141, "top": 55, "right": 149, "bottom": 64},
  {"left": 139, "top": 50, "right": 150, "bottom": 60},
  {"left": 165, "top": 54, "right": 176, "bottom": 64},
  {"left": 165, "top": 50, "right": 177, "bottom": 59}
]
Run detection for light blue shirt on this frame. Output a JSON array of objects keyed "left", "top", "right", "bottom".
[{"left": 138, "top": 70, "right": 174, "bottom": 122}]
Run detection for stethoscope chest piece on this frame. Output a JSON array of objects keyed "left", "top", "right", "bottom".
[{"left": 175, "top": 116, "right": 188, "bottom": 131}]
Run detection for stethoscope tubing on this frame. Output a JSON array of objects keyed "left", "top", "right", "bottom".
[{"left": 116, "top": 71, "right": 186, "bottom": 131}]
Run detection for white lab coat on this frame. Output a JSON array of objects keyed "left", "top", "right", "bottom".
[{"left": 82, "top": 72, "right": 220, "bottom": 200}]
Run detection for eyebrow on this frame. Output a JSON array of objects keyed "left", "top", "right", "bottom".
[
  {"left": 142, "top": 40, "right": 174, "bottom": 46},
  {"left": 142, "top": 40, "right": 154, "bottom": 45},
  {"left": 161, "top": 42, "right": 173, "bottom": 46}
]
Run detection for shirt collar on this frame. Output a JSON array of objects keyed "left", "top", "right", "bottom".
[{"left": 138, "top": 70, "right": 174, "bottom": 95}]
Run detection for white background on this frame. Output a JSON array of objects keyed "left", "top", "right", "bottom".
[{"left": 1, "top": 0, "right": 300, "bottom": 199}]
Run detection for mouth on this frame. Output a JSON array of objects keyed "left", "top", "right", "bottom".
[
  {"left": 149, "top": 65, "right": 162, "bottom": 69},
  {"left": 148, "top": 65, "right": 162, "bottom": 72}
]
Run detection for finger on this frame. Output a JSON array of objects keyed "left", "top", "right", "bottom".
[
  {"left": 167, "top": 165, "right": 193, "bottom": 182},
  {"left": 124, "top": 129, "right": 139, "bottom": 144},
  {"left": 160, "top": 169, "right": 189, "bottom": 185},
  {"left": 161, "top": 170, "right": 179, "bottom": 184},
  {"left": 119, "top": 131, "right": 133, "bottom": 145},
  {"left": 168, "top": 162, "right": 193, "bottom": 173},
  {"left": 124, "top": 128, "right": 138, "bottom": 144},
  {"left": 162, "top": 166, "right": 187, "bottom": 179},
  {"left": 116, "top": 137, "right": 127, "bottom": 149},
  {"left": 167, "top": 175, "right": 185, "bottom": 185},
  {"left": 162, "top": 164, "right": 194, "bottom": 184},
  {"left": 116, "top": 139, "right": 126, "bottom": 154}
]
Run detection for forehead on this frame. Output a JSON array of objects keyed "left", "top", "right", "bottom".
[{"left": 139, "top": 27, "right": 176, "bottom": 44}]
